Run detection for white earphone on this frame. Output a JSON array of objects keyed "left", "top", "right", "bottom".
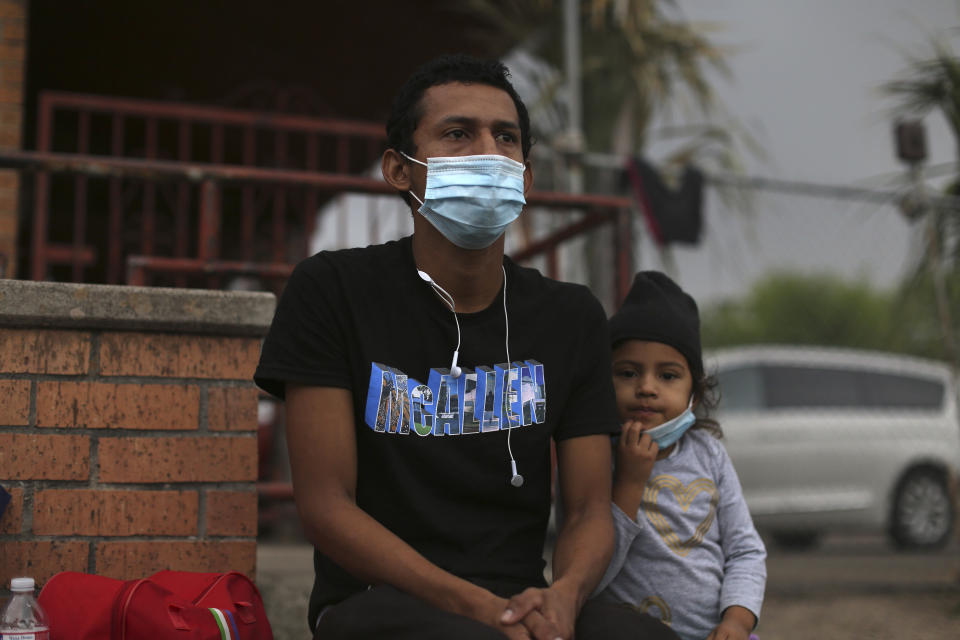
[
  {"left": 417, "top": 270, "right": 462, "bottom": 378},
  {"left": 417, "top": 265, "right": 523, "bottom": 488}
]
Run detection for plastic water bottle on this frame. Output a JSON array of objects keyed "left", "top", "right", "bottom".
[{"left": 0, "top": 578, "right": 49, "bottom": 640}]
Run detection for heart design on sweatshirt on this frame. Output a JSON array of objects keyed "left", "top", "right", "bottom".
[{"left": 643, "top": 475, "right": 718, "bottom": 556}]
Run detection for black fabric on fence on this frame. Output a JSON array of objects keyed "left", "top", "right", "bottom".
[{"left": 624, "top": 156, "right": 705, "bottom": 247}]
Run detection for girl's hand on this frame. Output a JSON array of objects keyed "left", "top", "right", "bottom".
[
  {"left": 612, "top": 420, "right": 658, "bottom": 520},
  {"left": 616, "top": 420, "right": 658, "bottom": 487},
  {"left": 705, "top": 620, "right": 750, "bottom": 640},
  {"left": 706, "top": 606, "right": 755, "bottom": 640}
]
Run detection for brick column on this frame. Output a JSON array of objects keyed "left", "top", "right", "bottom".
[
  {"left": 0, "top": 0, "right": 25, "bottom": 277},
  {"left": 0, "top": 281, "right": 275, "bottom": 589}
]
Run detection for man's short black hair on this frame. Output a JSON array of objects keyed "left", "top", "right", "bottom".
[{"left": 386, "top": 54, "right": 533, "bottom": 161}]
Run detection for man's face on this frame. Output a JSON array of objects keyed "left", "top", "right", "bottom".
[
  {"left": 410, "top": 81, "right": 526, "bottom": 164},
  {"left": 382, "top": 80, "right": 533, "bottom": 221}
]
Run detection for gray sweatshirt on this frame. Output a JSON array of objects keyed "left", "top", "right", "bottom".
[{"left": 594, "top": 429, "right": 767, "bottom": 640}]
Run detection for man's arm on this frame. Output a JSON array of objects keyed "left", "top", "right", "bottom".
[
  {"left": 501, "top": 434, "right": 615, "bottom": 638},
  {"left": 286, "top": 384, "right": 558, "bottom": 640},
  {"left": 552, "top": 434, "right": 617, "bottom": 608}
]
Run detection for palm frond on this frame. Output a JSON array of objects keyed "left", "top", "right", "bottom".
[{"left": 883, "top": 36, "right": 960, "bottom": 141}]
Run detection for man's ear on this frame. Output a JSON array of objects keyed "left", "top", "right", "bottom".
[
  {"left": 382, "top": 148, "right": 412, "bottom": 193},
  {"left": 522, "top": 160, "right": 534, "bottom": 197}
]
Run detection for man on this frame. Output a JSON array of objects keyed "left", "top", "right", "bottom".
[{"left": 255, "top": 54, "right": 678, "bottom": 640}]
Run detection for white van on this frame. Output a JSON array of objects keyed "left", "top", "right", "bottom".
[{"left": 707, "top": 345, "right": 960, "bottom": 549}]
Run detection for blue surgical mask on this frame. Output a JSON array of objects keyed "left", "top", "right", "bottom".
[
  {"left": 643, "top": 398, "right": 696, "bottom": 449},
  {"left": 401, "top": 152, "right": 526, "bottom": 250}
]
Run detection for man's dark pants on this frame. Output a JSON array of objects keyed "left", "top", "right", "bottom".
[{"left": 314, "top": 582, "right": 681, "bottom": 640}]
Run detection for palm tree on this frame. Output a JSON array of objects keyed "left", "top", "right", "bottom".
[
  {"left": 462, "top": 0, "right": 733, "bottom": 154},
  {"left": 884, "top": 37, "right": 960, "bottom": 174},
  {"left": 883, "top": 30, "right": 960, "bottom": 365},
  {"left": 459, "top": 0, "right": 754, "bottom": 300}
]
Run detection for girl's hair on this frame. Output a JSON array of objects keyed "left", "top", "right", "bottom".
[{"left": 691, "top": 365, "right": 723, "bottom": 439}]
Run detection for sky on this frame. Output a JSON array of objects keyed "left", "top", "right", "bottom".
[{"left": 656, "top": 0, "right": 959, "bottom": 304}]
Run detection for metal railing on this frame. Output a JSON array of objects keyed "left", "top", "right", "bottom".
[
  {"left": 23, "top": 92, "right": 635, "bottom": 301},
  {"left": 30, "top": 91, "right": 387, "bottom": 287},
  {"left": 9, "top": 147, "right": 634, "bottom": 296}
]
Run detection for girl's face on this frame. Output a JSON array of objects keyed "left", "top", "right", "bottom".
[{"left": 612, "top": 340, "right": 693, "bottom": 429}]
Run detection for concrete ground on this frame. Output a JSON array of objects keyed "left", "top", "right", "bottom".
[
  {"left": 256, "top": 535, "right": 960, "bottom": 640},
  {"left": 256, "top": 543, "right": 314, "bottom": 640}
]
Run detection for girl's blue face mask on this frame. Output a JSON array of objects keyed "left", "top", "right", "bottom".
[
  {"left": 401, "top": 152, "right": 526, "bottom": 250},
  {"left": 642, "top": 397, "right": 696, "bottom": 449}
]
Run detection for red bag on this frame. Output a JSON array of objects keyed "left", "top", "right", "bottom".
[{"left": 37, "top": 570, "right": 274, "bottom": 640}]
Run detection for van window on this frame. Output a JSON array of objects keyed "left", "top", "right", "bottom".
[
  {"left": 716, "top": 366, "right": 764, "bottom": 410},
  {"left": 764, "top": 366, "right": 859, "bottom": 408},
  {"left": 855, "top": 370, "right": 945, "bottom": 409},
  {"left": 717, "top": 363, "right": 947, "bottom": 411}
]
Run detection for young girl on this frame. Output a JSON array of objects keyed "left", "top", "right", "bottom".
[{"left": 594, "top": 271, "right": 766, "bottom": 640}]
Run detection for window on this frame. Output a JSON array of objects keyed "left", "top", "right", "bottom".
[
  {"left": 717, "top": 366, "right": 764, "bottom": 411},
  {"left": 764, "top": 366, "right": 859, "bottom": 408},
  {"left": 855, "top": 371, "right": 944, "bottom": 409},
  {"left": 726, "top": 364, "right": 947, "bottom": 410}
]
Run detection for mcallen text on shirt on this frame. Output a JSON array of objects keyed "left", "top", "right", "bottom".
[{"left": 364, "top": 361, "right": 546, "bottom": 436}]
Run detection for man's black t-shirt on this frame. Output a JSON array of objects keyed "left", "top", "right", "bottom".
[{"left": 254, "top": 236, "right": 619, "bottom": 628}]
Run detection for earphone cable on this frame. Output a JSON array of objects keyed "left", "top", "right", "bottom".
[
  {"left": 427, "top": 278, "right": 461, "bottom": 355},
  {"left": 503, "top": 263, "right": 516, "bottom": 464}
]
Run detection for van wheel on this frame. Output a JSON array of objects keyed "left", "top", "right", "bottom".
[
  {"left": 890, "top": 469, "right": 954, "bottom": 549},
  {"left": 771, "top": 531, "right": 820, "bottom": 550}
]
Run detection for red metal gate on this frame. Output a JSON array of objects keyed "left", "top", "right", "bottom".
[
  {"left": 21, "top": 91, "right": 633, "bottom": 299},
  {"left": 29, "top": 91, "right": 387, "bottom": 289}
]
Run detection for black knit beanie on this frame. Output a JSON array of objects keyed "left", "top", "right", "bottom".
[{"left": 608, "top": 271, "right": 703, "bottom": 376}]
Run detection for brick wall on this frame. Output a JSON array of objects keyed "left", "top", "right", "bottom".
[
  {"left": 0, "top": 0, "right": 25, "bottom": 277},
  {"left": 0, "top": 280, "right": 275, "bottom": 589}
]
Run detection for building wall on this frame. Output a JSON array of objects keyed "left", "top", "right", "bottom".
[
  {"left": 0, "top": 0, "right": 25, "bottom": 277},
  {"left": 0, "top": 280, "right": 275, "bottom": 588}
]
